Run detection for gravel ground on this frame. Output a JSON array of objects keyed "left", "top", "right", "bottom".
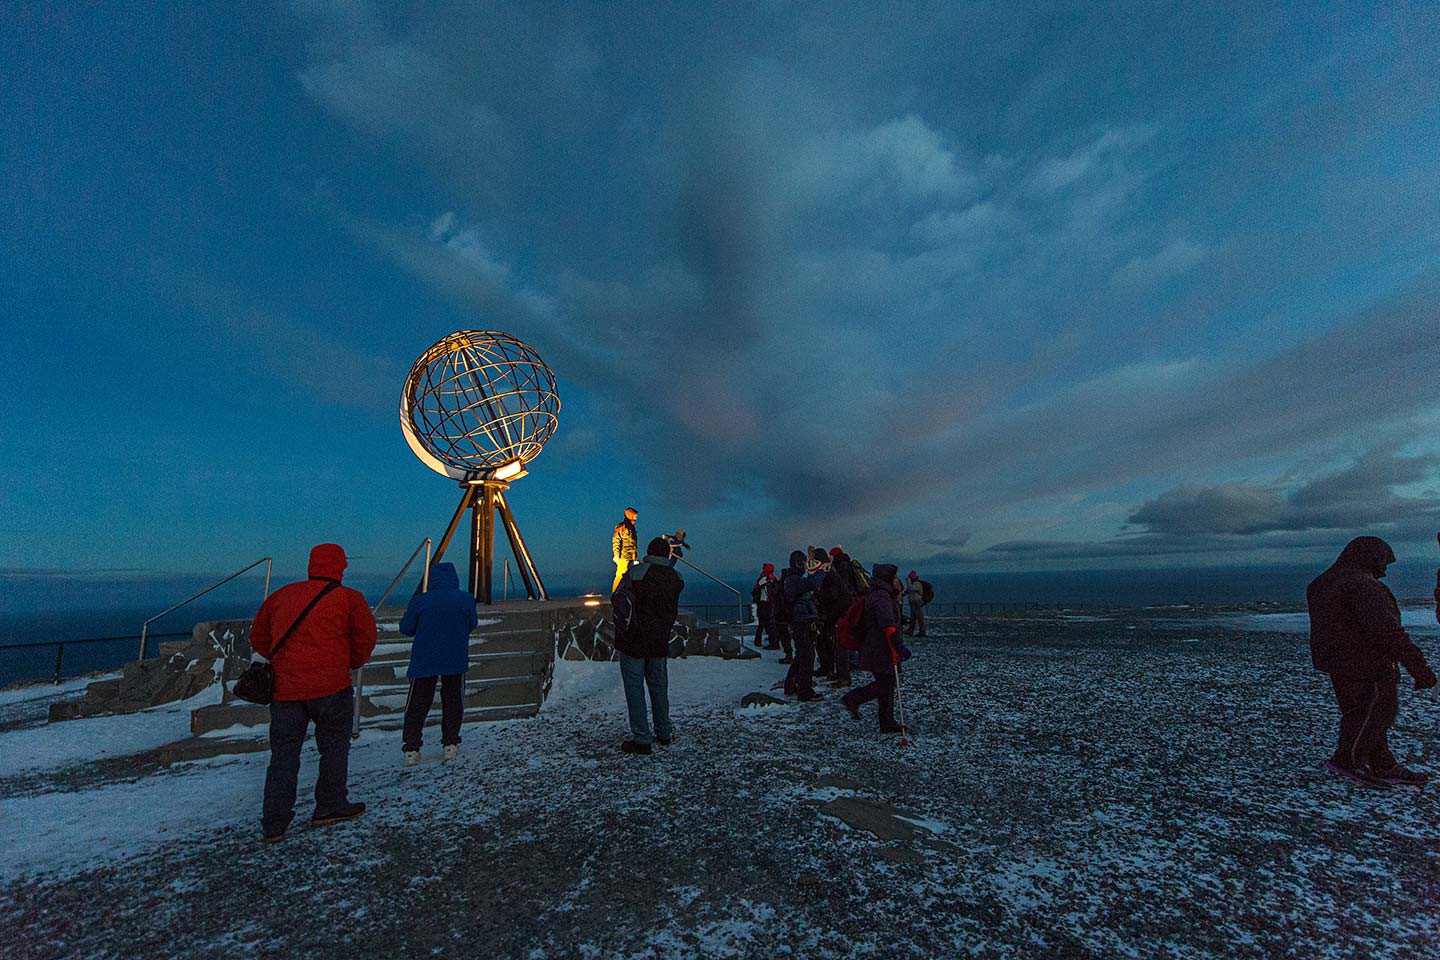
[{"left": 2, "top": 612, "right": 1439, "bottom": 959}]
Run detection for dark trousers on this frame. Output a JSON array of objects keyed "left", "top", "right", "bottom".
[
  {"left": 784, "top": 620, "right": 819, "bottom": 696},
  {"left": 833, "top": 639, "right": 853, "bottom": 683},
  {"left": 263, "top": 686, "right": 353, "bottom": 833},
  {"left": 816, "top": 619, "right": 836, "bottom": 675},
  {"left": 844, "top": 671, "right": 896, "bottom": 726},
  {"left": 402, "top": 674, "right": 465, "bottom": 751},
  {"left": 775, "top": 622, "right": 794, "bottom": 658},
  {"left": 754, "top": 602, "right": 775, "bottom": 646},
  {"left": 1329, "top": 675, "right": 1399, "bottom": 771}
]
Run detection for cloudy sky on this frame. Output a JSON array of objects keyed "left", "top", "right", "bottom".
[{"left": 3, "top": 2, "right": 1439, "bottom": 587}]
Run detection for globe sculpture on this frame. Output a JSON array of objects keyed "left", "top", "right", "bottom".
[{"left": 400, "top": 330, "right": 560, "bottom": 603}]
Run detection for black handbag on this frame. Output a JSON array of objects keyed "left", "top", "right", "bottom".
[{"left": 233, "top": 581, "right": 340, "bottom": 705}]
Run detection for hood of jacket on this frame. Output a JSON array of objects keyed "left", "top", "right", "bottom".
[
  {"left": 1334, "top": 536, "right": 1396, "bottom": 579},
  {"left": 428, "top": 562, "right": 460, "bottom": 591},
  {"left": 871, "top": 563, "right": 898, "bottom": 588},
  {"left": 308, "top": 543, "right": 348, "bottom": 582}
]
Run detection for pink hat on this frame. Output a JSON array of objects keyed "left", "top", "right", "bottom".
[{"left": 908, "top": 570, "right": 918, "bottom": 580}]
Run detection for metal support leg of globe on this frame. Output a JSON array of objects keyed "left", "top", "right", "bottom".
[{"left": 429, "top": 481, "right": 547, "bottom": 604}]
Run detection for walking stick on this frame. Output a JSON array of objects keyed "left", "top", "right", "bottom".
[{"left": 894, "top": 663, "right": 910, "bottom": 748}]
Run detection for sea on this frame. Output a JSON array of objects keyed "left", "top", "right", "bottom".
[{"left": 2, "top": 563, "right": 1436, "bottom": 689}]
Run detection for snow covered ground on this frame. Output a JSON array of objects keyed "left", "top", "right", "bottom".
[
  {"left": 1227, "top": 607, "right": 1440, "bottom": 637},
  {"left": 2, "top": 613, "right": 1439, "bottom": 958}
]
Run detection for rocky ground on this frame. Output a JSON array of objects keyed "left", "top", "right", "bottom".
[{"left": 2, "top": 611, "right": 1438, "bottom": 959}]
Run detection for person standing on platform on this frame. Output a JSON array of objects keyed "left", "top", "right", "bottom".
[
  {"left": 250, "top": 543, "right": 377, "bottom": 843},
  {"left": 752, "top": 562, "right": 780, "bottom": 649},
  {"left": 1307, "top": 536, "right": 1436, "bottom": 788},
  {"left": 613, "top": 537, "right": 685, "bottom": 754},
  {"left": 612, "top": 507, "right": 639, "bottom": 591},
  {"left": 399, "top": 562, "right": 478, "bottom": 767}
]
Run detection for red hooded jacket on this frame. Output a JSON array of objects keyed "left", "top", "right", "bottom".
[{"left": 250, "top": 544, "right": 377, "bottom": 702}]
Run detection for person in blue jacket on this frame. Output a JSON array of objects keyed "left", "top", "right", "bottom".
[{"left": 399, "top": 562, "right": 478, "bottom": 766}]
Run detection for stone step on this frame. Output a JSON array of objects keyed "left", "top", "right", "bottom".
[
  {"left": 359, "top": 676, "right": 543, "bottom": 717},
  {"left": 357, "top": 652, "right": 546, "bottom": 689},
  {"left": 190, "top": 697, "right": 542, "bottom": 736}
]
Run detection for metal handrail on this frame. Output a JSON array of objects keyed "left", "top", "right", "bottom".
[
  {"left": 0, "top": 632, "right": 191, "bottom": 684},
  {"left": 137, "top": 557, "right": 273, "bottom": 661},
  {"left": 352, "top": 538, "right": 432, "bottom": 738},
  {"left": 676, "top": 556, "right": 747, "bottom": 647}
]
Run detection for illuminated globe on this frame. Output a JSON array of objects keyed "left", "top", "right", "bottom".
[{"left": 400, "top": 330, "right": 560, "bottom": 482}]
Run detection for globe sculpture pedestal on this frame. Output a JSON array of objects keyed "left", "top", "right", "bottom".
[{"left": 400, "top": 331, "right": 560, "bottom": 604}]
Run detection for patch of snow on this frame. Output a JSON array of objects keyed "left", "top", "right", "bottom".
[
  {"left": 0, "top": 679, "right": 223, "bottom": 778},
  {"left": 0, "top": 672, "right": 121, "bottom": 707}
]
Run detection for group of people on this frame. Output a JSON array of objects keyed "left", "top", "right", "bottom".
[
  {"left": 241, "top": 525, "right": 1440, "bottom": 844},
  {"left": 750, "top": 547, "right": 930, "bottom": 732}
]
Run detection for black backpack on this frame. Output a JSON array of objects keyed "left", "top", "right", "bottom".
[
  {"left": 921, "top": 580, "right": 935, "bottom": 605},
  {"left": 612, "top": 571, "right": 639, "bottom": 643}
]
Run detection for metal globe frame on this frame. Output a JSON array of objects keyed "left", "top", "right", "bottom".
[{"left": 400, "top": 330, "right": 561, "bottom": 604}]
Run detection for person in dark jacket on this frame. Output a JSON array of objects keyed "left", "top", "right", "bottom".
[
  {"left": 250, "top": 543, "right": 377, "bottom": 842},
  {"left": 1307, "top": 536, "right": 1437, "bottom": 788},
  {"left": 819, "top": 549, "right": 859, "bottom": 686},
  {"left": 752, "top": 563, "right": 780, "bottom": 649},
  {"left": 841, "top": 563, "right": 906, "bottom": 733},
  {"left": 399, "top": 562, "right": 478, "bottom": 766},
  {"left": 782, "top": 550, "right": 826, "bottom": 701},
  {"left": 614, "top": 538, "right": 685, "bottom": 754}
]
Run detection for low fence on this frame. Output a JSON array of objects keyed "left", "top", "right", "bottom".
[{"left": 0, "top": 632, "right": 190, "bottom": 687}]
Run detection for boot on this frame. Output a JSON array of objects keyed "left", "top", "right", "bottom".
[
  {"left": 311, "top": 802, "right": 366, "bottom": 826},
  {"left": 442, "top": 744, "right": 459, "bottom": 762},
  {"left": 1371, "top": 763, "right": 1429, "bottom": 786},
  {"left": 403, "top": 750, "right": 421, "bottom": 767}
]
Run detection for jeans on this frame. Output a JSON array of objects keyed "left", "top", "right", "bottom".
[
  {"left": 843, "top": 671, "right": 896, "bottom": 726},
  {"left": 1329, "top": 675, "right": 1399, "bottom": 771},
  {"left": 402, "top": 674, "right": 465, "bottom": 751},
  {"left": 619, "top": 653, "right": 672, "bottom": 745},
  {"left": 784, "top": 620, "right": 819, "bottom": 696},
  {"left": 263, "top": 686, "right": 354, "bottom": 834}
]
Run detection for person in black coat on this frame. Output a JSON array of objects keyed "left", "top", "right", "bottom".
[
  {"left": 841, "top": 564, "right": 906, "bottom": 732},
  {"left": 1307, "top": 536, "right": 1437, "bottom": 787},
  {"left": 781, "top": 550, "right": 826, "bottom": 701},
  {"left": 614, "top": 538, "right": 685, "bottom": 755},
  {"left": 819, "top": 548, "right": 859, "bottom": 687}
]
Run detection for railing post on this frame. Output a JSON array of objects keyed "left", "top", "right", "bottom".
[{"left": 54, "top": 643, "right": 64, "bottom": 684}]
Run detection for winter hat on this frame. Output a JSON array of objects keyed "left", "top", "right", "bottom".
[
  {"left": 908, "top": 570, "right": 919, "bottom": 581},
  {"left": 762, "top": 562, "right": 774, "bottom": 575},
  {"left": 647, "top": 537, "right": 671, "bottom": 558},
  {"left": 790, "top": 550, "right": 808, "bottom": 568},
  {"left": 829, "top": 546, "right": 845, "bottom": 558}
]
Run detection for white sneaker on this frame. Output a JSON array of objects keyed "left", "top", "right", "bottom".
[
  {"left": 403, "top": 750, "right": 421, "bottom": 767},
  {"left": 442, "top": 744, "right": 459, "bottom": 762}
]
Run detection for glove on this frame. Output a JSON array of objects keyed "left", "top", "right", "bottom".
[
  {"left": 1413, "top": 661, "right": 1438, "bottom": 691},
  {"left": 897, "top": 641, "right": 913, "bottom": 663}
]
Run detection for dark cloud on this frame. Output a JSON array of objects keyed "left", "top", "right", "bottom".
[
  {"left": 1130, "top": 451, "right": 1440, "bottom": 536},
  {"left": 289, "top": 2, "right": 1440, "bottom": 570}
]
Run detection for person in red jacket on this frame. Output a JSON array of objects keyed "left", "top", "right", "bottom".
[
  {"left": 1307, "top": 536, "right": 1437, "bottom": 789},
  {"left": 250, "top": 543, "right": 377, "bottom": 842}
]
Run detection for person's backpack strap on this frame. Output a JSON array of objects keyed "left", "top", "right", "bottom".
[{"left": 269, "top": 581, "right": 341, "bottom": 660}]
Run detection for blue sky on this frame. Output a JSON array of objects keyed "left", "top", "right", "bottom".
[{"left": 2, "top": 1, "right": 1439, "bottom": 590}]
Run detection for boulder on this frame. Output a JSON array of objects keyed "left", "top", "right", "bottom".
[{"left": 740, "top": 692, "right": 788, "bottom": 708}]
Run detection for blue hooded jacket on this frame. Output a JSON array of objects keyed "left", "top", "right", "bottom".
[{"left": 400, "top": 563, "right": 479, "bottom": 679}]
